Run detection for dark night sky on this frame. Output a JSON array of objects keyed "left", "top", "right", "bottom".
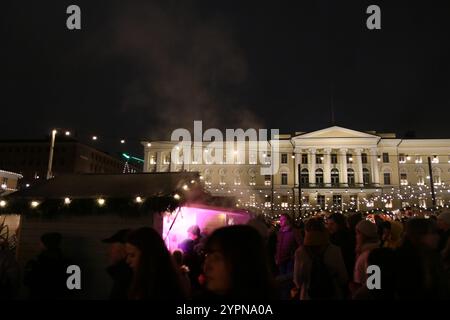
[{"left": 2, "top": 0, "right": 450, "bottom": 157}]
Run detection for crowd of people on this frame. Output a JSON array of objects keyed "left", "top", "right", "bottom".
[{"left": 1, "top": 210, "right": 450, "bottom": 300}]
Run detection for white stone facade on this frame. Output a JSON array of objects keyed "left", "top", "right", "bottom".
[{"left": 142, "top": 126, "right": 450, "bottom": 212}]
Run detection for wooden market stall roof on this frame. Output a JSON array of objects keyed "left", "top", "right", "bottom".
[{"left": 5, "top": 172, "right": 201, "bottom": 199}]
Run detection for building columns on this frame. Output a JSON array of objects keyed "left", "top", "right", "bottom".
[
  {"left": 354, "top": 148, "right": 364, "bottom": 186},
  {"left": 308, "top": 148, "right": 316, "bottom": 186},
  {"left": 339, "top": 148, "right": 348, "bottom": 186},
  {"left": 323, "top": 148, "right": 332, "bottom": 185},
  {"left": 370, "top": 148, "right": 380, "bottom": 185}
]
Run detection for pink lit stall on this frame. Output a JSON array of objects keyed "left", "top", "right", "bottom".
[{"left": 162, "top": 204, "right": 251, "bottom": 252}]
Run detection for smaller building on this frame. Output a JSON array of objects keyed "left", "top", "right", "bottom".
[
  {"left": 0, "top": 138, "right": 140, "bottom": 188},
  {"left": 0, "top": 169, "right": 23, "bottom": 195}
]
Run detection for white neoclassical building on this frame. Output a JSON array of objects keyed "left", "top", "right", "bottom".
[{"left": 142, "top": 126, "right": 450, "bottom": 212}]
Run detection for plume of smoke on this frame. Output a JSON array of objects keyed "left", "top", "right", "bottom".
[{"left": 102, "top": 0, "right": 264, "bottom": 139}]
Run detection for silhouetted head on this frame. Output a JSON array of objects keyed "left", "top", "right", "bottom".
[
  {"left": 326, "top": 213, "right": 347, "bottom": 234},
  {"left": 404, "top": 218, "right": 439, "bottom": 250},
  {"left": 203, "top": 225, "right": 274, "bottom": 299},
  {"left": 126, "top": 227, "right": 185, "bottom": 299}
]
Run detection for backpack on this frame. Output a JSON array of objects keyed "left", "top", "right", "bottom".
[{"left": 307, "top": 246, "right": 336, "bottom": 300}]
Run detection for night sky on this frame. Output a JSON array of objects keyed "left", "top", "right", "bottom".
[{"left": 2, "top": 0, "right": 450, "bottom": 157}]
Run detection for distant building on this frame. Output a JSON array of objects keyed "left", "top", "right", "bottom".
[
  {"left": 142, "top": 126, "right": 450, "bottom": 211},
  {"left": 0, "top": 169, "right": 22, "bottom": 195},
  {"left": 0, "top": 139, "right": 141, "bottom": 187}
]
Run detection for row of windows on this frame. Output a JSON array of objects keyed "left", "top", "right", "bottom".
[
  {"left": 299, "top": 168, "right": 373, "bottom": 185},
  {"left": 153, "top": 151, "right": 450, "bottom": 166},
  {"left": 399, "top": 154, "right": 450, "bottom": 164},
  {"left": 298, "top": 152, "right": 387, "bottom": 164}
]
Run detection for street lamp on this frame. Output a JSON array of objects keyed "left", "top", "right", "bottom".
[{"left": 47, "top": 128, "right": 71, "bottom": 180}]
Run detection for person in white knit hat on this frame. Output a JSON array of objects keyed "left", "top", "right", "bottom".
[{"left": 349, "top": 219, "right": 380, "bottom": 297}]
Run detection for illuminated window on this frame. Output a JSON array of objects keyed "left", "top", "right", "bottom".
[
  {"left": 332, "top": 195, "right": 342, "bottom": 208},
  {"left": 264, "top": 175, "right": 271, "bottom": 186},
  {"left": 317, "top": 195, "right": 326, "bottom": 209},
  {"left": 400, "top": 173, "right": 408, "bottom": 185}
]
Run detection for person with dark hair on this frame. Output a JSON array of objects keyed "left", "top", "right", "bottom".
[
  {"left": 293, "top": 218, "right": 348, "bottom": 300},
  {"left": 102, "top": 229, "right": 133, "bottom": 300},
  {"left": 200, "top": 225, "right": 276, "bottom": 300},
  {"left": 0, "top": 240, "right": 19, "bottom": 300},
  {"left": 275, "top": 214, "right": 298, "bottom": 276},
  {"left": 394, "top": 218, "right": 450, "bottom": 299},
  {"left": 382, "top": 221, "right": 403, "bottom": 249},
  {"left": 125, "top": 227, "right": 187, "bottom": 300},
  {"left": 178, "top": 225, "right": 202, "bottom": 293},
  {"left": 326, "top": 213, "right": 355, "bottom": 278},
  {"left": 24, "top": 232, "right": 72, "bottom": 299}
]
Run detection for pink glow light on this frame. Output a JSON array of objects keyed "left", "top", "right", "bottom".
[{"left": 163, "top": 205, "right": 250, "bottom": 252}]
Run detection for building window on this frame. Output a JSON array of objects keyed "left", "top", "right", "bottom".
[
  {"left": 361, "top": 153, "right": 368, "bottom": 164},
  {"left": 331, "top": 168, "right": 340, "bottom": 186},
  {"left": 417, "top": 176, "right": 424, "bottom": 185},
  {"left": 281, "top": 173, "right": 288, "bottom": 185},
  {"left": 317, "top": 195, "right": 326, "bottom": 209},
  {"left": 302, "top": 195, "right": 309, "bottom": 207},
  {"left": 163, "top": 154, "right": 171, "bottom": 165},
  {"left": 383, "top": 153, "right": 390, "bottom": 163},
  {"left": 234, "top": 175, "right": 241, "bottom": 186},
  {"left": 249, "top": 154, "right": 257, "bottom": 165},
  {"left": 331, "top": 153, "right": 338, "bottom": 164},
  {"left": 384, "top": 172, "right": 391, "bottom": 185},
  {"left": 149, "top": 155, "right": 156, "bottom": 164},
  {"left": 399, "top": 153, "right": 405, "bottom": 163},
  {"left": 332, "top": 195, "right": 342, "bottom": 209},
  {"left": 433, "top": 175, "right": 441, "bottom": 185},
  {"left": 400, "top": 173, "right": 408, "bottom": 185},
  {"left": 315, "top": 169, "right": 323, "bottom": 185},
  {"left": 432, "top": 155, "right": 439, "bottom": 164},
  {"left": 415, "top": 156, "right": 423, "bottom": 164},
  {"left": 249, "top": 194, "right": 256, "bottom": 207},
  {"left": 264, "top": 175, "right": 271, "bottom": 186},
  {"left": 363, "top": 168, "right": 370, "bottom": 185},
  {"left": 264, "top": 153, "right": 271, "bottom": 165},
  {"left": 281, "top": 153, "right": 288, "bottom": 164},
  {"left": 281, "top": 195, "right": 289, "bottom": 208},
  {"left": 219, "top": 175, "right": 226, "bottom": 186},
  {"left": 347, "top": 154, "right": 353, "bottom": 164},
  {"left": 419, "top": 199, "right": 427, "bottom": 208},
  {"left": 316, "top": 154, "right": 323, "bottom": 164},
  {"left": 301, "top": 153, "right": 308, "bottom": 164},
  {"left": 347, "top": 169, "right": 355, "bottom": 185},
  {"left": 300, "top": 169, "right": 309, "bottom": 186}
]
